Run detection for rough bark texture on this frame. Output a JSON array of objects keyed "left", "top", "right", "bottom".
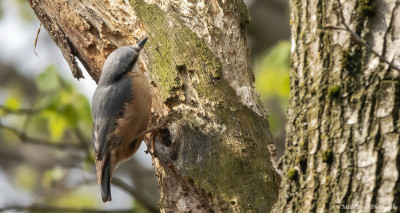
[
  {"left": 274, "top": 0, "right": 400, "bottom": 212},
  {"left": 28, "top": 0, "right": 279, "bottom": 212}
]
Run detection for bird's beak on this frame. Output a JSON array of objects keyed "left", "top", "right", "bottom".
[{"left": 136, "top": 37, "right": 148, "bottom": 51}]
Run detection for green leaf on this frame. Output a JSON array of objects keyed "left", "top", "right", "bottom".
[
  {"left": 36, "top": 65, "right": 60, "bottom": 92},
  {"left": 63, "top": 104, "right": 79, "bottom": 127},
  {"left": 42, "top": 110, "right": 67, "bottom": 141},
  {"left": 50, "top": 114, "right": 67, "bottom": 141},
  {"left": 4, "top": 95, "right": 21, "bottom": 111},
  {"left": 33, "top": 66, "right": 94, "bottom": 141},
  {"left": 61, "top": 90, "right": 92, "bottom": 127}
]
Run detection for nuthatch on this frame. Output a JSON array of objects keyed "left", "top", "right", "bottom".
[{"left": 92, "top": 38, "right": 151, "bottom": 202}]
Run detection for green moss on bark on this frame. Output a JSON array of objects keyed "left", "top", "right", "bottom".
[
  {"left": 359, "top": 0, "right": 375, "bottom": 17},
  {"left": 130, "top": 0, "right": 223, "bottom": 100},
  {"left": 287, "top": 168, "right": 299, "bottom": 180},
  {"left": 341, "top": 46, "right": 363, "bottom": 73},
  {"left": 322, "top": 150, "right": 333, "bottom": 164},
  {"left": 327, "top": 85, "right": 340, "bottom": 98},
  {"left": 295, "top": 154, "right": 307, "bottom": 173}
]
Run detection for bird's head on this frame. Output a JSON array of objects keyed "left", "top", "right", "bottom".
[{"left": 98, "top": 37, "right": 147, "bottom": 85}]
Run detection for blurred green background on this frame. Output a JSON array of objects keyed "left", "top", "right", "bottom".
[{"left": 0, "top": 0, "right": 290, "bottom": 212}]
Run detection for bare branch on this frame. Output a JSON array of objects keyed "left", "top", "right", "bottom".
[
  {"left": 112, "top": 177, "right": 159, "bottom": 213},
  {"left": 0, "top": 105, "right": 42, "bottom": 114},
  {"left": 328, "top": 0, "right": 400, "bottom": 72},
  {"left": 0, "top": 205, "right": 135, "bottom": 213},
  {"left": 0, "top": 122, "right": 82, "bottom": 149}
]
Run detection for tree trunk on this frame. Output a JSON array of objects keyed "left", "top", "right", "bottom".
[
  {"left": 28, "top": 0, "right": 280, "bottom": 212},
  {"left": 274, "top": 0, "right": 400, "bottom": 212}
]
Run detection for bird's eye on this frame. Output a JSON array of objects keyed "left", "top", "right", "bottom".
[{"left": 133, "top": 46, "right": 140, "bottom": 52}]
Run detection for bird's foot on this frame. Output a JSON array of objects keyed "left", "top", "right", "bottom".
[
  {"left": 141, "top": 112, "right": 174, "bottom": 156},
  {"left": 144, "top": 134, "right": 156, "bottom": 155}
]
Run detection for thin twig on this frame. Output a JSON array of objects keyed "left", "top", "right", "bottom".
[
  {"left": 112, "top": 177, "right": 160, "bottom": 213},
  {"left": 0, "top": 205, "right": 135, "bottom": 213},
  {"left": 324, "top": 25, "right": 346, "bottom": 31},
  {"left": 0, "top": 123, "right": 82, "bottom": 149},
  {"left": 34, "top": 23, "right": 42, "bottom": 57},
  {"left": 0, "top": 105, "right": 42, "bottom": 114},
  {"left": 328, "top": 0, "right": 400, "bottom": 72}
]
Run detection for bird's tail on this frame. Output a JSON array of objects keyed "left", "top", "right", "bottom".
[{"left": 101, "top": 156, "right": 112, "bottom": 202}]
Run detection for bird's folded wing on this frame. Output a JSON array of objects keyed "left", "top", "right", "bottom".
[{"left": 91, "top": 77, "right": 133, "bottom": 183}]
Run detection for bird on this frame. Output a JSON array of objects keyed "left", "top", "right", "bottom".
[{"left": 91, "top": 37, "right": 152, "bottom": 202}]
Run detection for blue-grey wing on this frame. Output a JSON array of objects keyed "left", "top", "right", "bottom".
[{"left": 92, "top": 78, "right": 133, "bottom": 160}]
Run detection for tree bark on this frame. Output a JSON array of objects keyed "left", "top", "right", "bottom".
[
  {"left": 28, "top": 0, "right": 279, "bottom": 212},
  {"left": 274, "top": 0, "right": 400, "bottom": 212}
]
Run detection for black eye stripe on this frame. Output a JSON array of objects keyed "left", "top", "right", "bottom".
[{"left": 114, "top": 56, "right": 138, "bottom": 82}]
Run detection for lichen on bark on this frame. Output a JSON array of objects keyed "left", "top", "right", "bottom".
[{"left": 274, "top": 0, "right": 400, "bottom": 212}]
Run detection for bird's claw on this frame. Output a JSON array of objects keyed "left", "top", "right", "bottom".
[
  {"left": 144, "top": 135, "right": 156, "bottom": 156},
  {"left": 142, "top": 112, "right": 174, "bottom": 156}
]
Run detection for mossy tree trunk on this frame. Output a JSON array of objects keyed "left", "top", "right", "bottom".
[
  {"left": 28, "top": 0, "right": 280, "bottom": 212},
  {"left": 273, "top": 0, "right": 400, "bottom": 212}
]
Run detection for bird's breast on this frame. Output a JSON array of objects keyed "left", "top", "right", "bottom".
[{"left": 112, "top": 71, "right": 152, "bottom": 161}]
